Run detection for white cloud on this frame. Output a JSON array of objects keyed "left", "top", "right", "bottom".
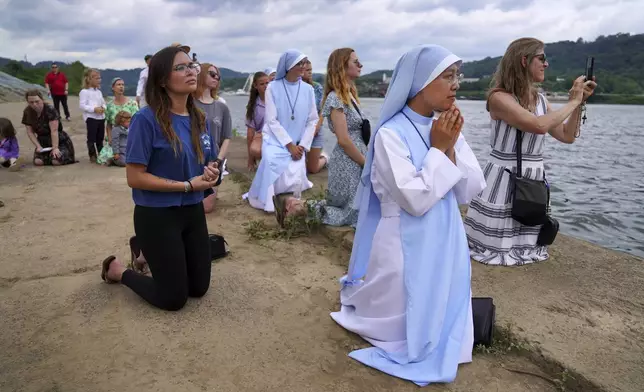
[{"left": 0, "top": 0, "right": 642, "bottom": 72}]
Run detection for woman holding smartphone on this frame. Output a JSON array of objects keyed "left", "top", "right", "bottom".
[
  {"left": 464, "top": 37, "right": 596, "bottom": 266},
  {"left": 100, "top": 45, "right": 220, "bottom": 311}
]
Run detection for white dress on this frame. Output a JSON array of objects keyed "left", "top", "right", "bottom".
[
  {"left": 331, "top": 124, "right": 487, "bottom": 365},
  {"left": 244, "top": 80, "right": 318, "bottom": 212},
  {"left": 464, "top": 94, "right": 549, "bottom": 266}
]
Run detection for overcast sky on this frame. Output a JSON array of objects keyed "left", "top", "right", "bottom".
[{"left": 1, "top": 0, "right": 642, "bottom": 73}]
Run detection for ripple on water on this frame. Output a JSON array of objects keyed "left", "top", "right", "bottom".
[{"left": 221, "top": 97, "right": 644, "bottom": 257}]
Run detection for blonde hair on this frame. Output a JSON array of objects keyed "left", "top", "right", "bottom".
[
  {"left": 83, "top": 68, "right": 100, "bottom": 89},
  {"left": 194, "top": 62, "right": 221, "bottom": 101},
  {"left": 115, "top": 110, "right": 132, "bottom": 127},
  {"left": 489, "top": 37, "right": 544, "bottom": 111},
  {"left": 321, "top": 48, "right": 359, "bottom": 109}
]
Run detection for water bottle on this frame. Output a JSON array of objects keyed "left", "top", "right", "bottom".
[{"left": 293, "top": 178, "right": 302, "bottom": 199}]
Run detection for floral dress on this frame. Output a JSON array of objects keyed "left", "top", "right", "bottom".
[
  {"left": 314, "top": 91, "right": 367, "bottom": 227},
  {"left": 97, "top": 98, "right": 139, "bottom": 164}
]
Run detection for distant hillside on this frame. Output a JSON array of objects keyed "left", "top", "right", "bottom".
[
  {"left": 2, "top": 33, "right": 642, "bottom": 99},
  {"left": 0, "top": 57, "right": 248, "bottom": 96},
  {"left": 362, "top": 33, "right": 644, "bottom": 97}
]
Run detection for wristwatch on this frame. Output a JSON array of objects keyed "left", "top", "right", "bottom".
[{"left": 183, "top": 181, "right": 190, "bottom": 193}]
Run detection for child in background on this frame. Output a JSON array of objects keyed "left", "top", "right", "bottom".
[
  {"left": 0, "top": 118, "right": 20, "bottom": 171},
  {"left": 108, "top": 111, "right": 131, "bottom": 167},
  {"left": 79, "top": 68, "right": 106, "bottom": 163}
]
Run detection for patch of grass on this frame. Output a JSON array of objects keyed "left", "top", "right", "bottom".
[
  {"left": 303, "top": 185, "right": 327, "bottom": 201},
  {"left": 244, "top": 208, "right": 322, "bottom": 241},
  {"left": 474, "top": 323, "right": 602, "bottom": 392},
  {"left": 229, "top": 171, "right": 252, "bottom": 194},
  {"left": 474, "top": 322, "right": 533, "bottom": 356},
  {"left": 232, "top": 127, "right": 240, "bottom": 137}
]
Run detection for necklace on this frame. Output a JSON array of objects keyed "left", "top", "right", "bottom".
[
  {"left": 401, "top": 112, "right": 430, "bottom": 150},
  {"left": 282, "top": 79, "right": 300, "bottom": 120}
]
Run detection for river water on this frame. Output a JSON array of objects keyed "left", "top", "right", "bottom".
[{"left": 223, "top": 95, "right": 644, "bottom": 258}]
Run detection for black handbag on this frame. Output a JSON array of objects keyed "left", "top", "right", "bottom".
[
  {"left": 351, "top": 99, "right": 371, "bottom": 146},
  {"left": 505, "top": 129, "right": 549, "bottom": 226},
  {"left": 537, "top": 215, "right": 559, "bottom": 246},
  {"left": 472, "top": 297, "right": 496, "bottom": 347},
  {"left": 209, "top": 234, "right": 229, "bottom": 261}
]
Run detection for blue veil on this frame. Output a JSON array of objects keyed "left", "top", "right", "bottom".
[
  {"left": 343, "top": 44, "right": 462, "bottom": 287},
  {"left": 274, "top": 50, "right": 307, "bottom": 80}
]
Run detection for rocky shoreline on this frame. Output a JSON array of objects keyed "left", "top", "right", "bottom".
[{"left": 225, "top": 137, "right": 644, "bottom": 392}]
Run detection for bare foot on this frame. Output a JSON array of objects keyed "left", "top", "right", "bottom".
[
  {"left": 285, "top": 197, "right": 306, "bottom": 217},
  {"left": 106, "top": 258, "right": 128, "bottom": 282}
]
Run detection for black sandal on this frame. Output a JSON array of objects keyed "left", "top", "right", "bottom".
[{"left": 101, "top": 255, "right": 118, "bottom": 283}]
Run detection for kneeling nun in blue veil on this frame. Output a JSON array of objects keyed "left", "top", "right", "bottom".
[
  {"left": 330, "top": 44, "right": 487, "bottom": 386},
  {"left": 246, "top": 49, "right": 318, "bottom": 212}
]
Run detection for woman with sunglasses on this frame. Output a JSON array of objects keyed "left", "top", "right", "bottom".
[
  {"left": 194, "top": 62, "right": 233, "bottom": 213},
  {"left": 464, "top": 37, "right": 597, "bottom": 266},
  {"left": 246, "top": 49, "right": 318, "bottom": 214},
  {"left": 100, "top": 45, "right": 220, "bottom": 311}
]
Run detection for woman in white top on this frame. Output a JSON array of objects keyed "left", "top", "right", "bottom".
[{"left": 79, "top": 68, "right": 106, "bottom": 163}]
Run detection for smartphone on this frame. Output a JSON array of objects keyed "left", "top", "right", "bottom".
[
  {"left": 585, "top": 56, "right": 595, "bottom": 81},
  {"left": 214, "top": 158, "right": 227, "bottom": 186}
]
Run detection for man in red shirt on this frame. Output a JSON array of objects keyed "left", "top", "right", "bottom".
[{"left": 44, "top": 63, "right": 70, "bottom": 120}]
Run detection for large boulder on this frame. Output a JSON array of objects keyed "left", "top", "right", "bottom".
[{"left": 0, "top": 71, "right": 48, "bottom": 103}]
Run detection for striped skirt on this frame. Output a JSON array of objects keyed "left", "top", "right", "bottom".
[{"left": 463, "top": 158, "right": 549, "bottom": 266}]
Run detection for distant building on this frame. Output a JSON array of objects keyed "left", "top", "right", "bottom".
[
  {"left": 462, "top": 77, "right": 480, "bottom": 83},
  {"left": 382, "top": 73, "right": 391, "bottom": 84}
]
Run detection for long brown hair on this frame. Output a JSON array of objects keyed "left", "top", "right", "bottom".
[
  {"left": 246, "top": 71, "right": 267, "bottom": 122},
  {"left": 145, "top": 46, "right": 207, "bottom": 162},
  {"left": 489, "top": 37, "right": 544, "bottom": 111},
  {"left": 321, "top": 48, "right": 359, "bottom": 110},
  {"left": 194, "top": 62, "right": 221, "bottom": 101}
]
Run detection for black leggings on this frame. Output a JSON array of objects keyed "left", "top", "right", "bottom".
[
  {"left": 86, "top": 118, "right": 105, "bottom": 157},
  {"left": 121, "top": 203, "right": 212, "bottom": 311}
]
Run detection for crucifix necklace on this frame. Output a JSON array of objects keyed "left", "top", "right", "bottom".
[{"left": 282, "top": 79, "right": 300, "bottom": 120}]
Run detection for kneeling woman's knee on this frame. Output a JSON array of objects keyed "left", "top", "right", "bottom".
[
  {"left": 250, "top": 145, "right": 261, "bottom": 160},
  {"left": 189, "top": 282, "right": 210, "bottom": 298},
  {"left": 33, "top": 159, "right": 44, "bottom": 166},
  {"left": 203, "top": 194, "right": 216, "bottom": 214},
  {"left": 161, "top": 291, "right": 189, "bottom": 311}
]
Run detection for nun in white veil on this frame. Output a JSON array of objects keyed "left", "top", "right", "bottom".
[
  {"left": 330, "top": 45, "right": 487, "bottom": 386},
  {"left": 264, "top": 67, "right": 277, "bottom": 82}
]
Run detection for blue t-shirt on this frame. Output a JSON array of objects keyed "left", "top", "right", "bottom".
[{"left": 126, "top": 106, "right": 218, "bottom": 207}]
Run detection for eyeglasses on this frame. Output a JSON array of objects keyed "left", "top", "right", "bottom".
[
  {"left": 444, "top": 72, "right": 464, "bottom": 85},
  {"left": 208, "top": 71, "right": 220, "bottom": 80},
  {"left": 173, "top": 62, "right": 201, "bottom": 75},
  {"left": 534, "top": 53, "right": 547, "bottom": 63},
  {"left": 51, "top": 65, "right": 58, "bottom": 69}
]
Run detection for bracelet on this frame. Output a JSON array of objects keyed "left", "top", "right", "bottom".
[{"left": 188, "top": 180, "right": 194, "bottom": 192}]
